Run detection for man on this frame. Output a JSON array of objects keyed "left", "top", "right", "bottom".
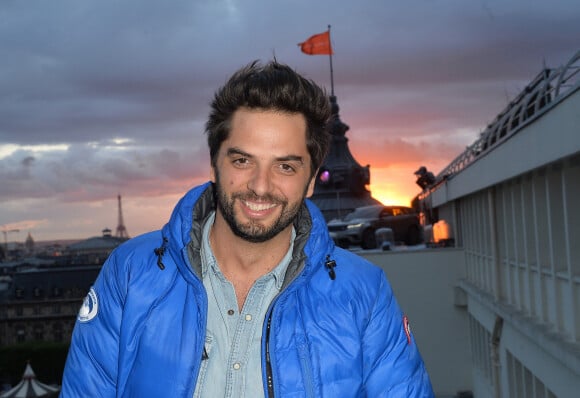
[{"left": 61, "top": 61, "right": 434, "bottom": 397}]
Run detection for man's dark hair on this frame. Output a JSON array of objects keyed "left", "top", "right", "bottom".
[{"left": 206, "top": 60, "right": 332, "bottom": 177}]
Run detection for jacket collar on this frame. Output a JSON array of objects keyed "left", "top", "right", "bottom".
[{"left": 162, "top": 182, "right": 335, "bottom": 286}]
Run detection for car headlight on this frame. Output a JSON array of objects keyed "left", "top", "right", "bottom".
[{"left": 346, "top": 223, "right": 363, "bottom": 230}]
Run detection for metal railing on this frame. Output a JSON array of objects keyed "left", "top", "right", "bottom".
[{"left": 436, "top": 50, "right": 580, "bottom": 182}]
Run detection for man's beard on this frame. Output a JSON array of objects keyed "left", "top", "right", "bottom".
[{"left": 214, "top": 173, "right": 306, "bottom": 243}]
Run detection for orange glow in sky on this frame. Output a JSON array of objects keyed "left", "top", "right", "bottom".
[
  {"left": 372, "top": 187, "right": 412, "bottom": 206},
  {"left": 368, "top": 166, "right": 421, "bottom": 207}
]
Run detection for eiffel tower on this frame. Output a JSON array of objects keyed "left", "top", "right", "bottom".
[{"left": 115, "top": 194, "right": 130, "bottom": 239}]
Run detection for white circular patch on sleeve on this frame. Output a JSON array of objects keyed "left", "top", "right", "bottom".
[{"left": 78, "top": 287, "right": 99, "bottom": 322}]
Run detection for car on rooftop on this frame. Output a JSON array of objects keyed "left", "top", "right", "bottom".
[{"left": 327, "top": 204, "right": 423, "bottom": 249}]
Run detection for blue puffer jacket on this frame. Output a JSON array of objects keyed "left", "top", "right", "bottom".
[{"left": 61, "top": 182, "right": 434, "bottom": 397}]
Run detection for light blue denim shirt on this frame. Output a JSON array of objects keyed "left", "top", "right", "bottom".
[{"left": 194, "top": 211, "right": 293, "bottom": 398}]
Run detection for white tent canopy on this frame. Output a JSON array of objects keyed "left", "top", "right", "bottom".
[{"left": 0, "top": 363, "right": 60, "bottom": 398}]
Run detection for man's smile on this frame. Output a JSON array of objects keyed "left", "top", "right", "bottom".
[{"left": 242, "top": 200, "right": 278, "bottom": 212}]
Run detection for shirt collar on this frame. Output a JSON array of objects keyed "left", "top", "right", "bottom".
[{"left": 200, "top": 210, "right": 295, "bottom": 290}]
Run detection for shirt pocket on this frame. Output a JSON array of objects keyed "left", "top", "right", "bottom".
[{"left": 193, "top": 333, "right": 215, "bottom": 398}]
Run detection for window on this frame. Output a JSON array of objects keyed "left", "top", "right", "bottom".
[
  {"left": 507, "top": 350, "right": 557, "bottom": 397},
  {"left": 34, "top": 327, "right": 44, "bottom": 341},
  {"left": 17, "top": 328, "right": 25, "bottom": 343},
  {"left": 53, "top": 323, "right": 63, "bottom": 342}
]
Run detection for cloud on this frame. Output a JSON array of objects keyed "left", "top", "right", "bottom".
[
  {"left": 0, "top": 141, "right": 210, "bottom": 203},
  {"left": 1, "top": 0, "right": 579, "bottom": 239}
]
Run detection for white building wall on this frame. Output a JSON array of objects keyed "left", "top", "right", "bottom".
[
  {"left": 462, "top": 280, "right": 580, "bottom": 398},
  {"left": 420, "top": 57, "right": 580, "bottom": 397}
]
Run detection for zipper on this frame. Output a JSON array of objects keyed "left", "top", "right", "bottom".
[
  {"left": 265, "top": 313, "right": 275, "bottom": 397},
  {"left": 263, "top": 248, "right": 331, "bottom": 397}
]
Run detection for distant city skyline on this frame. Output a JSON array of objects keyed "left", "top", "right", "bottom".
[{"left": 2, "top": 1, "right": 580, "bottom": 241}]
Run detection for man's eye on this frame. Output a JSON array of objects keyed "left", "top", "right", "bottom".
[
  {"left": 279, "top": 163, "right": 296, "bottom": 174},
  {"left": 232, "top": 158, "right": 249, "bottom": 166}
]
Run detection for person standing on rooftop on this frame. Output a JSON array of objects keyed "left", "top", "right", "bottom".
[{"left": 60, "top": 60, "right": 434, "bottom": 397}]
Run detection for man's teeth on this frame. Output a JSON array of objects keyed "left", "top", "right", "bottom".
[{"left": 244, "top": 201, "right": 276, "bottom": 211}]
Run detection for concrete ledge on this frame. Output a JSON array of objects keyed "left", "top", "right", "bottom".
[{"left": 459, "top": 279, "right": 580, "bottom": 376}]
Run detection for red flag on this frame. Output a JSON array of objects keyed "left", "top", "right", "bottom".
[{"left": 298, "top": 31, "right": 333, "bottom": 55}]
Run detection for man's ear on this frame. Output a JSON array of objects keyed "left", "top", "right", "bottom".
[
  {"left": 210, "top": 165, "right": 216, "bottom": 183},
  {"left": 305, "top": 172, "right": 317, "bottom": 198}
]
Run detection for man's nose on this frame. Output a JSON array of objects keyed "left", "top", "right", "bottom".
[{"left": 247, "top": 166, "right": 272, "bottom": 196}]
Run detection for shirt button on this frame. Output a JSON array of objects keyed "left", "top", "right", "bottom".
[
  {"left": 227, "top": 309, "right": 235, "bottom": 315},
  {"left": 233, "top": 362, "right": 241, "bottom": 370},
  {"left": 245, "top": 314, "right": 252, "bottom": 321}
]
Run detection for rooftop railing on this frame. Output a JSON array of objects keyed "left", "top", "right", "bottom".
[{"left": 435, "top": 50, "right": 580, "bottom": 182}]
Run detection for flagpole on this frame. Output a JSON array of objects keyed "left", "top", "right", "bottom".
[{"left": 328, "top": 24, "right": 335, "bottom": 97}]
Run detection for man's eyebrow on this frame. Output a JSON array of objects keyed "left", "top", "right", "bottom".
[
  {"left": 226, "top": 148, "right": 304, "bottom": 164},
  {"left": 275, "top": 155, "right": 304, "bottom": 164},
  {"left": 226, "top": 147, "right": 252, "bottom": 158}
]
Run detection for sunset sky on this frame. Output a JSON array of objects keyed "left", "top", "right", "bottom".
[{"left": 1, "top": 0, "right": 579, "bottom": 242}]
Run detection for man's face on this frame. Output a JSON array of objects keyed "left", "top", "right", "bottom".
[{"left": 211, "top": 108, "right": 315, "bottom": 243}]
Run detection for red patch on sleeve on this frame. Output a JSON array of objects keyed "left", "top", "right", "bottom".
[{"left": 403, "top": 315, "right": 412, "bottom": 345}]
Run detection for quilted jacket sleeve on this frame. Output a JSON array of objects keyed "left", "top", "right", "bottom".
[
  {"left": 60, "top": 250, "right": 127, "bottom": 397},
  {"left": 362, "top": 273, "right": 434, "bottom": 397}
]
